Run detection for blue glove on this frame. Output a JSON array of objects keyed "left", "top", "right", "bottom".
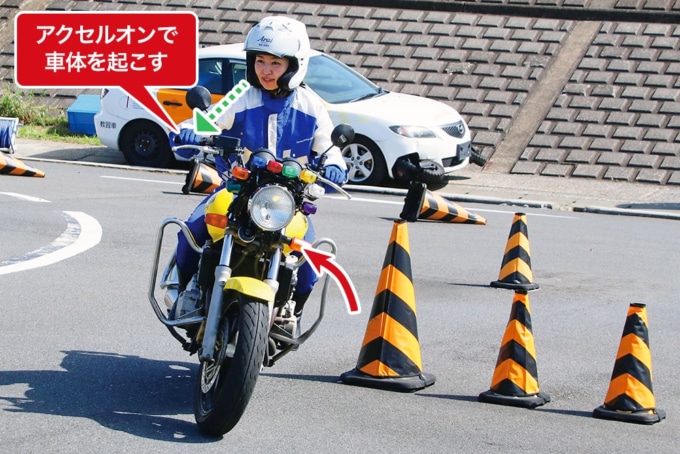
[
  {"left": 324, "top": 165, "right": 347, "bottom": 185},
  {"left": 168, "top": 128, "right": 202, "bottom": 160},
  {"left": 169, "top": 128, "right": 200, "bottom": 145},
  {"left": 178, "top": 128, "right": 201, "bottom": 145}
]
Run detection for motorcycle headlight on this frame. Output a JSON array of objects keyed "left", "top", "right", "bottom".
[{"left": 248, "top": 185, "right": 295, "bottom": 231}]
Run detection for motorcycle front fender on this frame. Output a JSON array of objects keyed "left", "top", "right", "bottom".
[{"left": 225, "top": 276, "right": 275, "bottom": 303}]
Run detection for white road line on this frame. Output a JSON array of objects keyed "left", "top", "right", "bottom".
[
  {"left": 0, "top": 192, "right": 51, "bottom": 203},
  {"left": 327, "top": 195, "right": 577, "bottom": 219},
  {"left": 0, "top": 211, "right": 102, "bottom": 275},
  {"left": 101, "top": 175, "right": 182, "bottom": 185}
]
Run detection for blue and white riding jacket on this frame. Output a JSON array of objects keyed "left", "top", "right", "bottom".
[{"left": 213, "top": 86, "right": 346, "bottom": 175}]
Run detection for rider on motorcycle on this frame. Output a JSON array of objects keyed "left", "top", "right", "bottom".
[{"left": 171, "top": 16, "right": 348, "bottom": 330}]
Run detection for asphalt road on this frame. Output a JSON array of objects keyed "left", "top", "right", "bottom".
[
  {"left": 11, "top": 137, "right": 680, "bottom": 221},
  {"left": 1, "top": 161, "right": 679, "bottom": 452}
]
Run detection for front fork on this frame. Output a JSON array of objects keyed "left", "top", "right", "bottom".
[{"left": 199, "top": 235, "right": 281, "bottom": 362}]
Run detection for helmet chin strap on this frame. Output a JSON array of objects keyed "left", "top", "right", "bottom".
[{"left": 269, "top": 89, "right": 291, "bottom": 98}]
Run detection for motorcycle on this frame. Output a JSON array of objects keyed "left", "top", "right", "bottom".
[{"left": 148, "top": 86, "right": 354, "bottom": 436}]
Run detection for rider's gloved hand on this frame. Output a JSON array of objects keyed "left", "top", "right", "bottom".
[
  {"left": 178, "top": 128, "right": 201, "bottom": 145},
  {"left": 168, "top": 128, "right": 202, "bottom": 160},
  {"left": 323, "top": 165, "right": 347, "bottom": 185}
]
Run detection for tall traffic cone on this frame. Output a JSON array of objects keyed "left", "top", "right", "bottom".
[
  {"left": 182, "top": 159, "right": 220, "bottom": 195},
  {"left": 340, "top": 219, "right": 435, "bottom": 392},
  {"left": 593, "top": 303, "right": 665, "bottom": 424},
  {"left": 479, "top": 290, "right": 550, "bottom": 408},
  {"left": 490, "top": 212, "right": 539, "bottom": 291},
  {"left": 399, "top": 182, "right": 486, "bottom": 225},
  {"left": 0, "top": 152, "right": 45, "bottom": 177}
]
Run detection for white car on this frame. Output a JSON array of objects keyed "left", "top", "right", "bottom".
[{"left": 95, "top": 43, "right": 476, "bottom": 185}]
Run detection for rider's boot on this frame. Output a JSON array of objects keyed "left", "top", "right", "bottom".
[
  {"left": 170, "top": 268, "right": 194, "bottom": 319},
  {"left": 178, "top": 268, "right": 192, "bottom": 292},
  {"left": 293, "top": 292, "right": 312, "bottom": 330},
  {"left": 290, "top": 291, "right": 310, "bottom": 350}
]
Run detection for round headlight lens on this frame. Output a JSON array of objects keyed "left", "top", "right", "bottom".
[{"left": 248, "top": 185, "right": 295, "bottom": 231}]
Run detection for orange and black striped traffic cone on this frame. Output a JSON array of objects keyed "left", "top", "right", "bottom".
[
  {"left": 593, "top": 303, "right": 665, "bottom": 424},
  {"left": 340, "top": 219, "right": 435, "bottom": 392},
  {"left": 479, "top": 290, "right": 550, "bottom": 408},
  {"left": 0, "top": 153, "right": 45, "bottom": 177},
  {"left": 399, "top": 182, "right": 486, "bottom": 224},
  {"left": 182, "top": 159, "right": 220, "bottom": 195},
  {"left": 490, "top": 212, "right": 539, "bottom": 291}
]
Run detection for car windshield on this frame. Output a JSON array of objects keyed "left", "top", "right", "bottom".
[{"left": 305, "top": 54, "right": 384, "bottom": 104}]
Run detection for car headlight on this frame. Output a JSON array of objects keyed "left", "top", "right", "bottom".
[
  {"left": 389, "top": 125, "right": 437, "bottom": 138},
  {"left": 248, "top": 185, "right": 295, "bottom": 231}
]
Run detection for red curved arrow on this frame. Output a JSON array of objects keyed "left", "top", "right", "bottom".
[{"left": 301, "top": 246, "right": 361, "bottom": 315}]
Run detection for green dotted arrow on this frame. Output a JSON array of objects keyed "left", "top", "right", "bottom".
[{"left": 194, "top": 79, "right": 251, "bottom": 135}]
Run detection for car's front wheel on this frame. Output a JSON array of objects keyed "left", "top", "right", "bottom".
[
  {"left": 341, "top": 136, "right": 387, "bottom": 186},
  {"left": 120, "top": 120, "right": 174, "bottom": 168}
]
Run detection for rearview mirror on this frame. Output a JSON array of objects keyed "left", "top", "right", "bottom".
[
  {"left": 331, "top": 124, "right": 354, "bottom": 148},
  {"left": 186, "top": 86, "right": 212, "bottom": 111}
]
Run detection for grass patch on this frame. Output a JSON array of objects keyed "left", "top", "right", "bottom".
[
  {"left": 0, "top": 85, "right": 101, "bottom": 145},
  {"left": 19, "top": 122, "right": 102, "bottom": 145}
]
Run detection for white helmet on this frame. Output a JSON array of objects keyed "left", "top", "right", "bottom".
[{"left": 244, "top": 16, "right": 310, "bottom": 91}]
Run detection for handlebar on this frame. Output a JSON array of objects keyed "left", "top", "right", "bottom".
[
  {"left": 171, "top": 140, "right": 351, "bottom": 199},
  {"left": 317, "top": 174, "right": 352, "bottom": 199},
  {"left": 171, "top": 144, "right": 221, "bottom": 156}
]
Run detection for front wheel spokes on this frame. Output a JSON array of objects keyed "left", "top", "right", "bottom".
[
  {"left": 201, "top": 361, "right": 220, "bottom": 393},
  {"left": 201, "top": 312, "right": 236, "bottom": 394}
]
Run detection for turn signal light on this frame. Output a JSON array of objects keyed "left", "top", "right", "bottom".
[
  {"left": 205, "top": 213, "right": 228, "bottom": 229},
  {"left": 232, "top": 166, "right": 250, "bottom": 181},
  {"left": 288, "top": 237, "right": 312, "bottom": 253}
]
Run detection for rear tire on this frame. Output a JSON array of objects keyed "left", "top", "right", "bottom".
[
  {"left": 194, "top": 293, "right": 269, "bottom": 437},
  {"left": 120, "top": 120, "right": 174, "bottom": 168}
]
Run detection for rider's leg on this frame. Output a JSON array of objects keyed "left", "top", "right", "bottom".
[
  {"left": 292, "top": 217, "right": 317, "bottom": 321},
  {"left": 176, "top": 195, "right": 212, "bottom": 288}
]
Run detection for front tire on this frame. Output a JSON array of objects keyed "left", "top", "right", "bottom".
[
  {"left": 342, "top": 136, "right": 387, "bottom": 186},
  {"left": 194, "top": 293, "right": 269, "bottom": 437}
]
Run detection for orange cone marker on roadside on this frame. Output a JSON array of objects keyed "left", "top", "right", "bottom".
[
  {"left": 0, "top": 152, "right": 45, "bottom": 177},
  {"left": 490, "top": 212, "right": 538, "bottom": 291},
  {"left": 479, "top": 290, "right": 550, "bottom": 408},
  {"left": 593, "top": 303, "right": 665, "bottom": 424},
  {"left": 341, "top": 219, "right": 435, "bottom": 392},
  {"left": 182, "top": 159, "right": 220, "bottom": 194},
  {"left": 399, "top": 182, "right": 486, "bottom": 225}
]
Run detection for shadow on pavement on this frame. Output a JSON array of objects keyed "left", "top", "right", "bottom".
[
  {"left": 619, "top": 202, "right": 680, "bottom": 211},
  {"left": 0, "top": 350, "right": 217, "bottom": 443}
]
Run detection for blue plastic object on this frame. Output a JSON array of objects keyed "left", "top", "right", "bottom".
[{"left": 67, "top": 94, "right": 101, "bottom": 135}]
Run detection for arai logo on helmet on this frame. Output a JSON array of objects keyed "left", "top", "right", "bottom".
[{"left": 257, "top": 36, "right": 273, "bottom": 47}]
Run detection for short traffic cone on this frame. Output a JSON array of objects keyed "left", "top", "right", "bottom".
[
  {"left": 340, "top": 219, "right": 435, "bottom": 392},
  {"left": 182, "top": 159, "right": 220, "bottom": 195},
  {"left": 490, "top": 212, "right": 539, "bottom": 291},
  {"left": 0, "top": 152, "right": 45, "bottom": 177},
  {"left": 399, "top": 182, "right": 486, "bottom": 224},
  {"left": 593, "top": 303, "right": 665, "bottom": 424},
  {"left": 479, "top": 291, "right": 550, "bottom": 408}
]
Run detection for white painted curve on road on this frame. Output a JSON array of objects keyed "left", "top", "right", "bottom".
[{"left": 0, "top": 211, "right": 102, "bottom": 275}]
